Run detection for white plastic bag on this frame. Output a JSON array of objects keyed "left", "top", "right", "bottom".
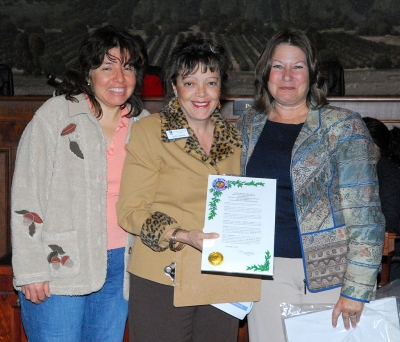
[{"left": 281, "top": 297, "right": 400, "bottom": 342}]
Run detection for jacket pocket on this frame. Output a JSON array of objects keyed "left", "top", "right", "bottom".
[{"left": 42, "top": 230, "right": 80, "bottom": 277}]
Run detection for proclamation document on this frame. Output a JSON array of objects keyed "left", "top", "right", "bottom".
[{"left": 201, "top": 175, "right": 276, "bottom": 276}]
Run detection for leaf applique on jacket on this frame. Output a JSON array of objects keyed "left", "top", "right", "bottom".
[
  {"left": 14, "top": 210, "right": 43, "bottom": 237},
  {"left": 48, "top": 244, "right": 66, "bottom": 255},
  {"left": 47, "top": 244, "right": 74, "bottom": 270},
  {"left": 69, "top": 140, "right": 84, "bottom": 159},
  {"left": 61, "top": 123, "right": 84, "bottom": 159},
  {"left": 61, "top": 123, "right": 77, "bottom": 136}
]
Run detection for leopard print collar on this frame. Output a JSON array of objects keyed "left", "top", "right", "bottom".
[{"left": 160, "top": 98, "right": 242, "bottom": 166}]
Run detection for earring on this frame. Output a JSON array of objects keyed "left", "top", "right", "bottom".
[
  {"left": 217, "top": 102, "right": 222, "bottom": 110},
  {"left": 173, "top": 98, "right": 180, "bottom": 109}
]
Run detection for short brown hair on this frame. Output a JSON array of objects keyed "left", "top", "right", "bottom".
[{"left": 164, "top": 38, "right": 229, "bottom": 97}]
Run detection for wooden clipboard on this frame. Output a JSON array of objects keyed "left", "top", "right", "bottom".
[{"left": 173, "top": 247, "right": 261, "bottom": 307}]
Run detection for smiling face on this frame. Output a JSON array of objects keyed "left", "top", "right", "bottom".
[
  {"left": 172, "top": 65, "right": 221, "bottom": 127},
  {"left": 268, "top": 44, "right": 309, "bottom": 108},
  {"left": 89, "top": 47, "right": 136, "bottom": 112}
]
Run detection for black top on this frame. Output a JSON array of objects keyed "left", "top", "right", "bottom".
[{"left": 246, "top": 119, "right": 303, "bottom": 258}]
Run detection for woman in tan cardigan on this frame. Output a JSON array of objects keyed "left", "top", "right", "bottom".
[{"left": 117, "top": 38, "right": 242, "bottom": 341}]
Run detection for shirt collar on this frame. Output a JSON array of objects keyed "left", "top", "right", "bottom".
[
  {"left": 159, "top": 98, "right": 242, "bottom": 166},
  {"left": 66, "top": 93, "right": 93, "bottom": 117},
  {"left": 67, "top": 94, "right": 130, "bottom": 128}
]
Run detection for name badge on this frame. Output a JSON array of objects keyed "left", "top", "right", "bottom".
[{"left": 166, "top": 129, "right": 189, "bottom": 140}]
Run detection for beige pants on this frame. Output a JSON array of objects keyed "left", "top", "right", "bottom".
[{"left": 248, "top": 258, "right": 341, "bottom": 342}]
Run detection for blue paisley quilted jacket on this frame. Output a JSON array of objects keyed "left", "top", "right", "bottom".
[{"left": 237, "top": 105, "right": 385, "bottom": 302}]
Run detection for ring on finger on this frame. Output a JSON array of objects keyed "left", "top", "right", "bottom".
[{"left": 349, "top": 313, "right": 357, "bottom": 319}]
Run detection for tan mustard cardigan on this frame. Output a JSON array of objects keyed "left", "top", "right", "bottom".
[{"left": 117, "top": 105, "right": 242, "bottom": 286}]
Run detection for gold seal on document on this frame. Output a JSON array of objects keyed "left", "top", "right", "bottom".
[{"left": 208, "top": 252, "right": 224, "bottom": 266}]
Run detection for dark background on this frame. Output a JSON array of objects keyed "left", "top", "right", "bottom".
[{"left": 1, "top": 0, "right": 400, "bottom": 95}]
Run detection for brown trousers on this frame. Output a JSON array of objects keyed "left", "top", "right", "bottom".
[{"left": 128, "top": 274, "right": 239, "bottom": 342}]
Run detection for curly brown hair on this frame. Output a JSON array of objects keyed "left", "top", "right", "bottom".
[{"left": 58, "top": 25, "right": 146, "bottom": 118}]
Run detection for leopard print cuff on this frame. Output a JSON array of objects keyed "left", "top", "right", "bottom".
[{"left": 140, "top": 211, "right": 179, "bottom": 252}]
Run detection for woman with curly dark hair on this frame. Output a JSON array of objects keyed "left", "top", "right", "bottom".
[
  {"left": 12, "top": 25, "right": 147, "bottom": 341},
  {"left": 117, "top": 38, "right": 242, "bottom": 342}
]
